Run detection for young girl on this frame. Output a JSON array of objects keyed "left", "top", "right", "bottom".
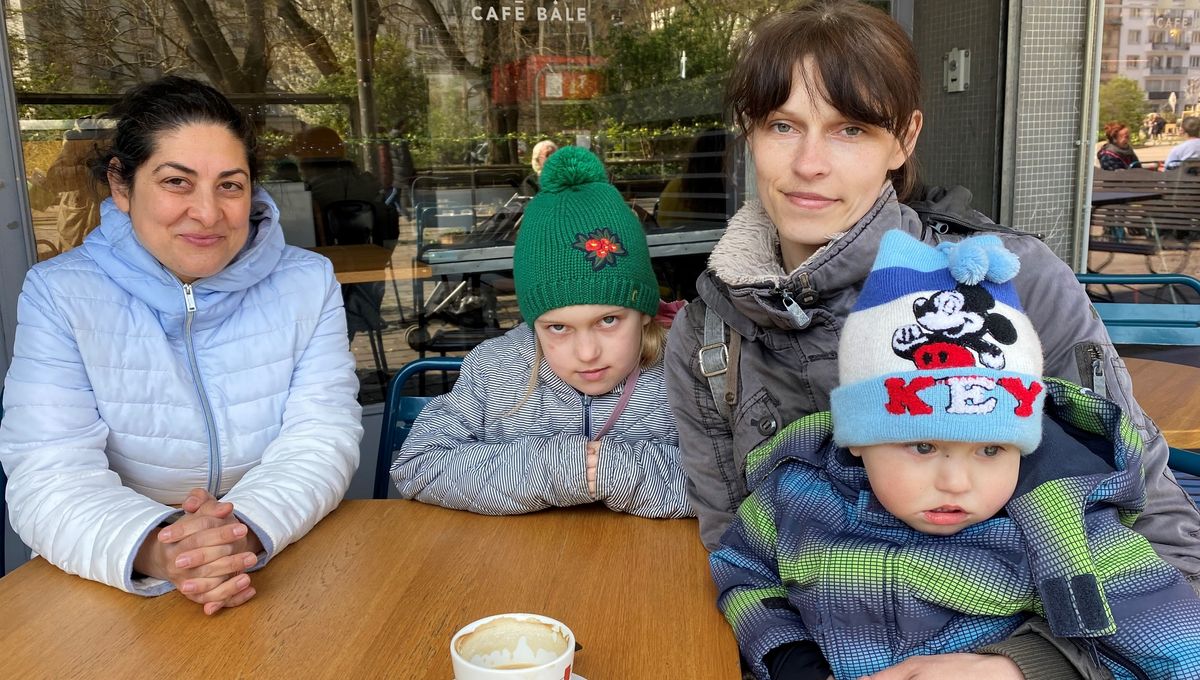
[{"left": 391, "top": 147, "right": 692, "bottom": 518}]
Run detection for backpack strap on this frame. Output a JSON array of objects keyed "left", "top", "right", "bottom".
[{"left": 699, "top": 304, "right": 740, "bottom": 420}]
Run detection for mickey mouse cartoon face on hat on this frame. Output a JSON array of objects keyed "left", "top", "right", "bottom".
[
  {"left": 830, "top": 231, "right": 1048, "bottom": 454},
  {"left": 891, "top": 283, "right": 1019, "bottom": 371}
]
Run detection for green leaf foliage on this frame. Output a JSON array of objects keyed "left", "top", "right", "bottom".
[{"left": 1099, "top": 77, "right": 1148, "bottom": 139}]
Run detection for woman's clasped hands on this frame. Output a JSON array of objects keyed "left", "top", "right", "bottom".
[{"left": 133, "top": 488, "right": 262, "bottom": 615}]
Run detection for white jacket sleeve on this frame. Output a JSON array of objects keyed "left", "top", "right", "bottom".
[
  {"left": 0, "top": 270, "right": 178, "bottom": 595},
  {"left": 390, "top": 349, "right": 595, "bottom": 514},
  {"left": 219, "top": 262, "right": 363, "bottom": 561}
]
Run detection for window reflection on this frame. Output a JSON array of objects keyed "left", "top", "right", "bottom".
[{"left": 7, "top": 0, "right": 892, "bottom": 401}]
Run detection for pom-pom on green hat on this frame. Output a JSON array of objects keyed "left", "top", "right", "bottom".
[{"left": 513, "top": 146, "right": 659, "bottom": 324}]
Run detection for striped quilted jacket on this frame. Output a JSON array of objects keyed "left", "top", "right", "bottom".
[
  {"left": 712, "top": 379, "right": 1200, "bottom": 680},
  {"left": 390, "top": 323, "right": 693, "bottom": 518}
]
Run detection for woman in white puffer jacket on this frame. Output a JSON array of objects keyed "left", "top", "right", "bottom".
[{"left": 0, "top": 76, "right": 363, "bottom": 614}]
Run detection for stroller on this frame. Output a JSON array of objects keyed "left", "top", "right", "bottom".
[{"left": 406, "top": 194, "right": 529, "bottom": 353}]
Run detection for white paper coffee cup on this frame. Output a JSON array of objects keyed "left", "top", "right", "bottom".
[{"left": 450, "top": 613, "right": 575, "bottom": 680}]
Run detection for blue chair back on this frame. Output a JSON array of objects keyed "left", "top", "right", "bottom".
[
  {"left": 1076, "top": 273, "right": 1200, "bottom": 346},
  {"left": 374, "top": 357, "right": 463, "bottom": 499}
]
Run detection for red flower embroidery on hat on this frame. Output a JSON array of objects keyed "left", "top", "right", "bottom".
[{"left": 572, "top": 227, "right": 626, "bottom": 270}]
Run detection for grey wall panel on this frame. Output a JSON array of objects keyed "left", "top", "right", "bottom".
[
  {"left": 913, "top": 0, "right": 1005, "bottom": 219},
  {"left": 1004, "top": 0, "right": 1093, "bottom": 262},
  {"left": 0, "top": 19, "right": 37, "bottom": 575}
]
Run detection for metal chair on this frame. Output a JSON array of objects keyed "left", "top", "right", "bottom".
[
  {"left": 324, "top": 199, "right": 406, "bottom": 397},
  {"left": 322, "top": 199, "right": 378, "bottom": 246},
  {"left": 1076, "top": 273, "right": 1200, "bottom": 346},
  {"left": 373, "top": 357, "right": 463, "bottom": 499},
  {"left": 324, "top": 198, "right": 406, "bottom": 325}
]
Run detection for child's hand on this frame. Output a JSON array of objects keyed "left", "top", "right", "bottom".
[
  {"left": 859, "top": 653, "right": 1023, "bottom": 679},
  {"left": 586, "top": 441, "right": 600, "bottom": 497}
]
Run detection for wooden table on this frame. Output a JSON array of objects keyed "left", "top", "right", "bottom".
[
  {"left": 312, "top": 244, "right": 430, "bottom": 285},
  {"left": 1126, "top": 357, "right": 1200, "bottom": 448},
  {"left": 0, "top": 500, "right": 739, "bottom": 679},
  {"left": 1090, "top": 190, "right": 1164, "bottom": 207}
]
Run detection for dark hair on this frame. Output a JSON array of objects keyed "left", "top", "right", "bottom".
[
  {"left": 726, "top": 0, "right": 922, "bottom": 200},
  {"left": 1181, "top": 116, "right": 1200, "bottom": 138},
  {"left": 91, "top": 75, "right": 258, "bottom": 190},
  {"left": 1103, "top": 121, "right": 1129, "bottom": 144}
]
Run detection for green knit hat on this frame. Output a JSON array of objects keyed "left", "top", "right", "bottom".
[{"left": 513, "top": 146, "right": 659, "bottom": 324}]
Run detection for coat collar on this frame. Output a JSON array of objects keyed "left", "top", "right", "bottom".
[
  {"left": 83, "top": 187, "right": 285, "bottom": 321},
  {"left": 701, "top": 184, "right": 926, "bottom": 332}
]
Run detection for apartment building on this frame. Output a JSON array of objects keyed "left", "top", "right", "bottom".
[{"left": 1102, "top": 0, "right": 1200, "bottom": 111}]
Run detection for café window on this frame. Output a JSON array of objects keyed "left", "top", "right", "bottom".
[{"left": 6, "top": 0, "right": 892, "bottom": 403}]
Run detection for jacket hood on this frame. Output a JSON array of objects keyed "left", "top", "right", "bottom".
[
  {"left": 700, "top": 184, "right": 922, "bottom": 335},
  {"left": 83, "top": 187, "right": 285, "bottom": 327}
]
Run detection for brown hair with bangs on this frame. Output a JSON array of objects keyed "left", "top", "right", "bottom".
[{"left": 726, "top": 0, "right": 923, "bottom": 200}]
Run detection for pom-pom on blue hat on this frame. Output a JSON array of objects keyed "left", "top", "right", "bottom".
[{"left": 831, "top": 230, "right": 1046, "bottom": 454}]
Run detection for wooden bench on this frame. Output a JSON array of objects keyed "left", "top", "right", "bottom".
[{"left": 1090, "top": 168, "right": 1200, "bottom": 272}]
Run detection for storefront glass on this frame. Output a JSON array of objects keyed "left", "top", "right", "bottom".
[{"left": 7, "top": 0, "right": 888, "bottom": 401}]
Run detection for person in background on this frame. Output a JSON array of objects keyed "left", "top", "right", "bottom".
[
  {"left": 290, "top": 125, "right": 393, "bottom": 353},
  {"left": 392, "top": 147, "right": 691, "bottom": 519},
  {"left": 0, "top": 76, "right": 363, "bottom": 614},
  {"left": 712, "top": 230, "right": 1200, "bottom": 680},
  {"left": 520, "top": 139, "right": 558, "bottom": 196},
  {"left": 36, "top": 122, "right": 112, "bottom": 254},
  {"left": 1097, "top": 122, "right": 1145, "bottom": 170},
  {"left": 291, "top": 126, "right": 393, "bottom": 245},
  {"left": 1165, "top": 115, "right": 1200, "bottom": 171},
  {"left": 388, "top": 119, "right": 416, "bottom": 220},
  {"left": 655, "top": 128, "right": 731, "bottom": 230},
  {"left": 663, "top": 2, "right": 1200, "bottom": 677}
]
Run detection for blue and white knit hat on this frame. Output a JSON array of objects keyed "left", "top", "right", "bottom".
[{"left": 831, "top": 230, "right": 1046, "bottom": 454}]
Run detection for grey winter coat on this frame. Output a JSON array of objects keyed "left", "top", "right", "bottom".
[{"left": 664, "top": 186, "right": 1200, "bottom": 575}]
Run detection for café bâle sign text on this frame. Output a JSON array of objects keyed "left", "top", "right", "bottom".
[{"left": 471, "top": 2, "right": 587, "bottom": 22}]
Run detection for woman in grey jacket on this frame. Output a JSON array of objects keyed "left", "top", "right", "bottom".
[{"left": 663, "top": 2, "right": 1200, "bottom": 679}]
